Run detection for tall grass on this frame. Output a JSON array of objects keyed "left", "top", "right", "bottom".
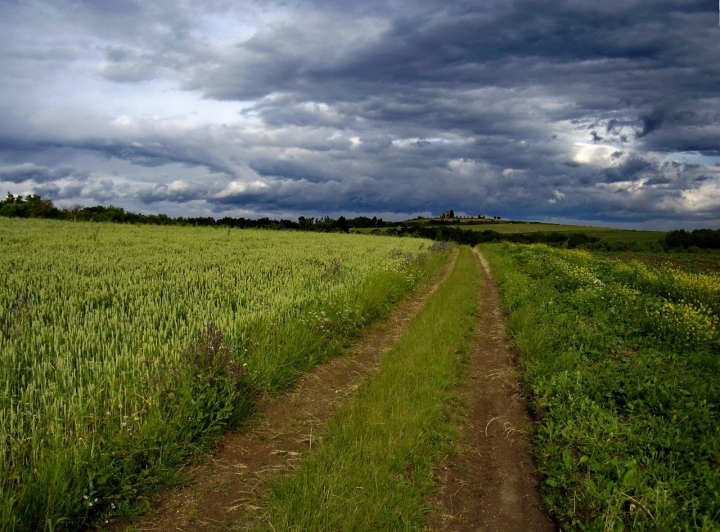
[
  {"left": 0, "top": 218, "right": 446, "bottom": 531},
  {"left": 482, "top": 243, "right": 720, "bottom": 530},
  {"left": 259, "top": 246, "right": 479, "bottom": 531}
]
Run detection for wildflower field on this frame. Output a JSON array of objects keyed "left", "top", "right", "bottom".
[
  {"left": 0, "top": 218, "right": 443, "bottom": 531},
  {"left": 482, "top": 243, "right": 720, "bottom": 530}
]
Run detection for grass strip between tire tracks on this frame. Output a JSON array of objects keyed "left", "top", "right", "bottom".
[{"left": 255, "top": 246, "right": 480, "bottom": 531}]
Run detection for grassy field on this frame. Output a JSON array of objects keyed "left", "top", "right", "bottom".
[
  {"left": 482, "top": 243, "right": 720, "bottom": 530},
  {"left": 7, "top": 215, "right": 720, "bottom": 531},
  {"left": 0, "top": 219, "right": 446, "bottom": 531},
  {"left": 457, "top": 223, "right": 666, "bottom": 244},
  {"left": 353, "top": 220, "right": 666, "bottom": 246},
  {"left": 257, "top": 246, "right": 479, "bottom": 531}
]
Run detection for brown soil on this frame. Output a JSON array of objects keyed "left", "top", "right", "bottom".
[
  {"left": 116, "top": 250, "right": 458, "bottom": 532},
  {"left": 428, "top": 250, "right": 555, "bottom": 532},
  {"left": 611, "top": 252, "right": 720, "bottom": 273}
]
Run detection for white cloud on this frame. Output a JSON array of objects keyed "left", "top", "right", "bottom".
[
  {"left": 572, "top": 142, "right": 622, "bottom": 167},
  {"left": 215, "top": 180, "right": 269, "bottom": 199},
  {"left": 448, "top": 158, "right": 479, "bottom": 177}
]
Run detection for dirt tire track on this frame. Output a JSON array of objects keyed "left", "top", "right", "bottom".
[
  {"left": 429, "top": 249, "right": 555, "bottom": 532},
  {"left": 118, "top": 249, "right": 459, "bottom": 532}
]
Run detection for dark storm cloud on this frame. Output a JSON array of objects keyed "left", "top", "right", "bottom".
[
  {"left": 602, "top": 157, "right": 653, "bottom": 183},
  {"left": 77, "top": 139, "right": 235, "bottom": 175},
  {"left": 33, "top": 181, "right": 87, "bottom": 200},
  {"left": 188, "top": 0, "right": 715, "bottom": 107},
  {"left": 0, "top": 135, "right": 237, "bottom": 176},
  {"left": 0, "top": 163, "right": 81, "bottom": 184},
  {"left": 0, "top": 0, "right": 719, "bottom": 226}
]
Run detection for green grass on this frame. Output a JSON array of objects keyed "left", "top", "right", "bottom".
[
  {"left": 256, "top": 246, "right": 480, "bottom": 531},
  {"left": 0, "top": 219, "right": 449, "bottom": 531},
  {"left": 482, "top": 243, "right": 720, "bottom": 531},
  {"left": 353, "top": 221, "right": 666, "bottom": 247},
  {"left": 456, "top": 223, "right": 666, "bottom": 244}
]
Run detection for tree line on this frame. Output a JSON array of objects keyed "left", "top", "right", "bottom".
[
  {"left": 3, "top": 192, "right": 717, "bottom": 250},
  {"left": 0, "top": 193, "right": 396, "bottom": 232},
  {"left": 384, "top": 224, "right": 606, "bottom": 249},
  {"left": 662, "top": 229, "right": 720, "bottom": 250}
]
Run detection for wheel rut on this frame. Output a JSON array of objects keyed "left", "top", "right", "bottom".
[
  {"left": 429, "top": 250, "right": 555, "bottom": 532},
  {"left": 117, "top": 249, "right": 458, "bottom": 532}
]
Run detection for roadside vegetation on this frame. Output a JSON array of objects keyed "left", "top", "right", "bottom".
[
  {"left": 257, "top": 246, "right": 479, "bottom": 531},
  {"left": 482, "top": 243, "right": 720, "bottom": 530},
  {"left": 0, "top": 218, "right": 447, "bottom": 531}
]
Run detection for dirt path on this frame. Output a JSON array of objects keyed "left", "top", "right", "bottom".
[
  {"left": 429, "top": 250, "right": 555, "bottom": 532},
  {"left": 119, "top": 250, "right": 458, "bottom": 532}
]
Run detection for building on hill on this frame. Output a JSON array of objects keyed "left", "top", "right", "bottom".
[{"left": 442, "top": 210, "right": 455, "bottom": 219}]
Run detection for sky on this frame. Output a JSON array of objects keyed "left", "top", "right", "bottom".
[{"left": 1, "top": 0, "right": 719, "bottom": 228}]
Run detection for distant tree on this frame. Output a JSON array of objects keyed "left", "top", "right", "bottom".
[
  {"left": 333, "top": 216, "right": 349, "bottom": 233},
  {"left": 664, "top": 228, "right": 720, "bottom": 250},
  {"left": 0, "top": 193, "right": 59, "bottom": 218},
  {"left": 298, "top": 216, "right": 315, "bottom": 229},
  {"left": 689, "top": 229, "right": 720, "bottom": 249},
  {"left": 26, "top": 194, "right": 59, "bottom": 218},
  {"left": 0, "top": 193, "right": 25, "bottom": 217},
  {"left": 64, "top": 204, "right": 83, "bottom": 221}
]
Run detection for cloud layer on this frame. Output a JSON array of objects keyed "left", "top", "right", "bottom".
[{"left": 1, "top": 0, "right": 719, "bottom": 227}]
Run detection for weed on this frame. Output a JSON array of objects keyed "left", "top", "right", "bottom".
[{"left": 482, "top": 243, "right": 720, "bottom": 530}]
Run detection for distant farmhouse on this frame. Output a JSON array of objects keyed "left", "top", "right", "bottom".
[{"left": 442, "top": 210, "right": 455, "bottom": 219}]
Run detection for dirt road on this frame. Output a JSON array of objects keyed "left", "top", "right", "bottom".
[
  {"left": 429, "top": 250, "right": 555, "bottom": 532},
  {"left": 119, "top": 250, "right": 458, "bottom": 532},
  {"left": 117, "top": 247, "right": 554, "bottom": 531}
]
